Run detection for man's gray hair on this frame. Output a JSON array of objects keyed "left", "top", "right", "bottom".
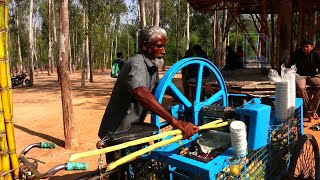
[{"left": 140, "top": 26, "right": 166, "bottom": 44}]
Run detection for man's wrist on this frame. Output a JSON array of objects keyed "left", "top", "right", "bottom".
[{"left": 170, "top": 118, "right": 181, "bottom": 129}]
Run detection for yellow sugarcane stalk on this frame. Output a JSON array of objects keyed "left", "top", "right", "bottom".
[
  {"left": 0, "top": 1, "right": 18, "bottom": 178},
  {"left": 0, "top": 99, "right": 7, "bottom": 180},
  {"left": 69, "top": 120, "right": 225, "bottom": 161},
  {"left": 107, "top": 134, "right": 183, "bottom": 171},
  {"left": 106, "top": 121, "right": 229, "bottom": 171}
]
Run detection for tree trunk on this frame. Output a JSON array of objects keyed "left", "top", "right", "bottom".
[
  {"left": 213, "top": 11, "right": 220, "bottom": 66},
  {"left": 234, "top": 23, "right": 238, "bottom": 51},
  {"left": 33, "top": 26, "right": 38, "bottom": 67},
  {"left": 28, "top": 0, "right": 34, "bottom": 85},
  {"left": 140, "top": 0, "right": 146, "bottom": 29},
  {"left": 88, "top": 0, "right": 93, "bottom": 82},
  {"left": 15, "top": 0, "right": 23, "bottom": 73},
  {"left": 72, "top": 31, "right": 76, "bottom": 71},
  {"left": 86, "top": 19, "right": 89, "bottom": 80},
  {"left": 175, "top": 0, "right": 180, "bottom": 62},
  {"left": 186, "top": 2, "right": 190, "bottom": 50},
  {"left": 219, "top": 10, "right": 227, "bottom": 68},
  {"left": 89, "top": 37, "right": 94, "bottom": 82},
  {"left": 59, "top": 0, "right": 77, "bottom": 149},
  {"left": 53, "top": 0, "right": 59, "bottom": 78},
  {"left": 69, "top": 33, "right": 72, "bottom": 73},
  {"left": 104, "top": 26, "right": 109, "bottom": 71},
  {"left": 127, "top": 13, "right": 130, "bottom": 58},
  {"left": 154, "top": 0, "right": 160, "bottom": 26},
  {"left": 81, "top": 1, "right": 87, "bottom": 88},
  {"left": 48, "top": 0, "right": 53, "bottom": 75}
]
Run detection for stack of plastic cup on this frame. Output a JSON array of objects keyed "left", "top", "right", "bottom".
[
  {"left": 285, "top": 75, "right": 296, "bottom": 116},
  {"left": 230, "top": 121, "right": 247, "bottom": 157},
  {"left": 275, "top": 80, "right": 289, "bottom": 121}
]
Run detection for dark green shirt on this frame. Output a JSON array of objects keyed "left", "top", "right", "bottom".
[
  {"left": 289, "top": 49, "right": 320, "bottom": 76},
  {"left": 98, "top": 54, "right": 159, "bottom": 138}
]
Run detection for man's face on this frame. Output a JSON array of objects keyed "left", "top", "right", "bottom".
[
  {"left": 302, "top": 44, "right": 313, "bottom": 55},
  {"left": 144, "top": 35, "right": 166, "bottom": 59}
]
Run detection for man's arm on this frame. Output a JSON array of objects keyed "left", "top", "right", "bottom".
[{"left": 132, "top": 86, "right": 199, "bottom": 139}]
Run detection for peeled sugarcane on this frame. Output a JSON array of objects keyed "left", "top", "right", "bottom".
[
  {"left": 106, "top": 120, "right": 229, "bottom": 171},
  {"left": 69, "top": 119, "right": 225, "bottom": 161},
  {"left": 0, "top": 0, "right": 19, "bottom": 178}
]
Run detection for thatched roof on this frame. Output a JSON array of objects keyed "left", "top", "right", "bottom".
[{"left": 187, "top": 0, "right": 320, "bottom": 14}]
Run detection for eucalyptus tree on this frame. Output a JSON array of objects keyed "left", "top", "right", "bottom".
[
  {"left": 48, "top": 0, "right": 53, "bottom": 75},
  {"left": 14, "top": 0, "right": 23, "bottom": 73},
  {"left": 60, "top": 0, "right": 77, "bottom": 149},
  {"left": 28, "top": 0, "right": 34, "bottom": 85}
]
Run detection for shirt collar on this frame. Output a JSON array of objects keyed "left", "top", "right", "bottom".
[{"left": 142, "top": 55, "right": 158, "bottom": 74}]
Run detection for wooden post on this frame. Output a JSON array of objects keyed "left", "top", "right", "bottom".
[
  {"left": 271, "top": 13, "right": 275, "bottom": 68},
  {"left": 297, "top": 0, "right": 303, "bottom": 48},
  {"left": 278, "top": 0, "right": 292, "bottom": 66}
]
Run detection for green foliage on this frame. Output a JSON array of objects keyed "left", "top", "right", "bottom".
[{"left": 7, "top": 0, "right": 265, "bottom": 71}]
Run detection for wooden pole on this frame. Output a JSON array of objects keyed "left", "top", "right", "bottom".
[{"left": 278, "top": 0, "right": 292, "bottom": 66}]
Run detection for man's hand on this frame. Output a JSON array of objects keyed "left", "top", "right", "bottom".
[
  {"left": 132, "top": 87, "right": 199, "bottom": 139},
  {"left": 174, "top": 120, "right": 199, "bottom": 139}
]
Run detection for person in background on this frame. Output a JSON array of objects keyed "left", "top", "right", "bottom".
[
  {"left": 192, "top": 44, "right": 211, "bottom": 78},
  {"left": 224, "top": 46, "right": 237, "bottom": 70},
  {"left": 289, "top": 38, "right": 320, "bottom": 121},
  {"left": 98, "top": 26, "right": 199, "bottom": 179},
  {"left": 115, "top": 51, "right": 125, "bottom": 71},
  {"left": 181, "top": 49, "right": 194, "bottom": 97},
  {"left": 236, "top": 46, "right": 245, "bottom": 69}
]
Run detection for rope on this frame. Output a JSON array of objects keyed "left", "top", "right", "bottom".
[
  {"left": 1, "top": 166, "right": 19, "bottom": 176},
  {"left": 0, "top": 27, "right": 8, "bottom": 33},
  {"left": 0, "top": 57, "right": 8, "bottom": 62},
  {"left": 0, "top": 150, "right": 9, "bottom": 155},
  {"left": 0, "top": 87, "right": 12, "bottom": 96},
  {"left": 0, "top": 1, "right": 9, "bottom": 6},
  {"left": 4, "top": 117, "right": 13, "bottom": 123},
  {"left": 0, "top": 130, "right": 6, "bottom": 137},
  {"left": 9, "top": 150, "right": 16, "bottom": 154}
]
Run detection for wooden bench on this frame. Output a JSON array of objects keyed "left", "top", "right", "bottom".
[{"left": 187, "top": 79, "right": 276, "bottom": 100}]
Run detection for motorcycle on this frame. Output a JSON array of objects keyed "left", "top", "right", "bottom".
[{"left": 11, "top": 72, "right": 32, "bottom": 87}]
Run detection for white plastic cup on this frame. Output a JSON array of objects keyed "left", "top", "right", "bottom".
[{"left": 229, "top": 121, "right": 247, "bottom": 157}]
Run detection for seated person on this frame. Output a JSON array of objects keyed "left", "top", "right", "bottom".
[
  {"left": 223, "top": 46, "right": 238, "bottom": 70},
  {"left": 289, "top": 38, "right": 320, "bottom": 120}
]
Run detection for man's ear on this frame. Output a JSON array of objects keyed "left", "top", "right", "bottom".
[{"left": 142, "top": 41, "right": 148, "bottom": 51}]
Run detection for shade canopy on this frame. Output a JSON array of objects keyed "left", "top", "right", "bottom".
[{"left": 187, "top": 0, "right": 320, "bottom": 14}]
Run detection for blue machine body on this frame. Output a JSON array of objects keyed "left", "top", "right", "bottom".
[{"left": 149, "top": 58, "right": 304, "bottom": 179}]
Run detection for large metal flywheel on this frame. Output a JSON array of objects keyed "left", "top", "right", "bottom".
[{"left": 151, "top": 57, "right": 228, "bottom": 128}]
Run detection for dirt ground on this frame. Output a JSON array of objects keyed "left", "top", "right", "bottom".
[{"left": 13, "top": 69, "right": 320, "bottom": 179}]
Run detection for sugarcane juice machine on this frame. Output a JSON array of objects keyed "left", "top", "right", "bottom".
[{"left": 149, "top": 57, "right": 304, "bottom": 179}]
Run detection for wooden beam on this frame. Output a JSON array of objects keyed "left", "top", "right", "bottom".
[
  {"left": 250, "top": 14, "right": 260, "bottom": 33},
  {"left": 309, "top": 16, "right": 320, "bottom": 39}
]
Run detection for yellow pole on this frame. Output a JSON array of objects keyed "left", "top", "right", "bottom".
[{"left": 0, "top": 0, "right": 18, "bottom": 178}]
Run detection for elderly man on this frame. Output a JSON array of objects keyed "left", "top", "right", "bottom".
[
  {"left": 289, "top": 38, "right": 320, "bottom": 120},
  {"left": 98, "top": 26, "right": 199, "bottom": 179}
]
